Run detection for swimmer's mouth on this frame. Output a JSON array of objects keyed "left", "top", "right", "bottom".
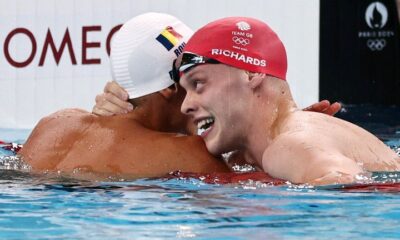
[{"left": 197, "top": 117, "right": 215, "bottom": 136}]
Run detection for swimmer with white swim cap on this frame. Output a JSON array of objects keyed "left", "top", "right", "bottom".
[
  {"left": 19, "top": 13, "right": 229, "bottom": 178},
  {"left": 176, "top": 16, "right": 400, "bottom": 185}
]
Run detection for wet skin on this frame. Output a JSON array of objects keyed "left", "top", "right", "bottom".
[{"left": 179, "top": 63, "right": 400, "bottom": 185}]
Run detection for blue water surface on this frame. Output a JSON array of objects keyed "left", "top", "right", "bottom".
[{"left": 0, "top": 105, "right": 399, "bottom": 240}]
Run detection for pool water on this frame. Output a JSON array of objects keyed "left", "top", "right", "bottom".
[{"left": 0, "top": 105, "right": 399, "bottom": 239}]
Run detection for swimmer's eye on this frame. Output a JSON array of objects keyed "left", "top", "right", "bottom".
[{"left": 191, "top": 79, "right": 204, "bottom": 91}]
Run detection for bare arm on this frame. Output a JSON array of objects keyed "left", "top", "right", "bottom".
[
  {"left": 262, "top": 133, "right": 362, "bottom": 185},
  {"left": 307, "top": 170, "right": 358, "bottom": 186}
]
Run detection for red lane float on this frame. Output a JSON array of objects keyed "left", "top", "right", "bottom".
[{"left": 0, "top": 140, "right": 23, "bottom": 153}]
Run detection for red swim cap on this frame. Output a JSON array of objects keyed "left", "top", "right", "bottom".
[{"left": 183, "top": 17, "right": 287, "bottom": 80}]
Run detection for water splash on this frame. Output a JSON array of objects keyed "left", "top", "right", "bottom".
[
  {"left": 231, "top": 163, "right": 257, "bottom": 172},
  {"left": 0, "top": 155, "right": 31, "bottom": 171}
]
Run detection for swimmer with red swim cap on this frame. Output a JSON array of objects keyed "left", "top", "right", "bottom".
[{"left": 177, "top": 17, "right": 400, "bottom": 185}]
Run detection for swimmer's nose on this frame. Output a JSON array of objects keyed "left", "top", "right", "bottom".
[{"left": 181, "top": 93, "right": 197, "bottom": 116}]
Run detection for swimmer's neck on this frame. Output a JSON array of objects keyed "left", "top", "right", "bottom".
[
  {"left": 239, "top": 82, "right": 298, "bottom": 167},
  {"left": 116, "top": 103, "right": 185, "bottom": 134}
]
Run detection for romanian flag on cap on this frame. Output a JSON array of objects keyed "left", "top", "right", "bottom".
[{"left": 156, "top": 26, "right": 183, "bottom": 51}]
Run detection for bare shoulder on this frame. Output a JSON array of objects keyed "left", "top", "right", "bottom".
[
  {"left": 263, "top": 131, "right": 319, "bottom": 160},
  {"left": 20, "top": 108, "right": 94, "bottom": 163},
  {"left": 262, "top": 131, "right": 362, "bottom": 184},
  {"left": 28, "top": 109, "right": 93, "bottom": 140},
  {"left": 262, "top": 132, "right": 316, "bottom": 182},
  {"left": 38, "top": 108, "right": 92, "bottom": 125}
]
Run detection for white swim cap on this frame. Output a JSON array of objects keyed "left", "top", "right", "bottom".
[{"left": 111, "top": 12, "right": 193, "bottom": 99}]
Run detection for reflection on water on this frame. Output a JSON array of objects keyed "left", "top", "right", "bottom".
[{"left": 0, "top": 169, "right": 400, "bottom": 239}]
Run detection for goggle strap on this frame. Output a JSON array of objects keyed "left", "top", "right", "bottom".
[{"left": 169, "top": 59, "right": 180, "bottom": 83}]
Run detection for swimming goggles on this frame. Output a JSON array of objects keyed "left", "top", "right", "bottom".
[
  {"left": 169, "top": 59, "right": 181, "bottom": 83},
  {"left": 179, "top": 52, "right": 220, "bottom": 73},
  {"left": 169, "top": 52, "right": 220, "bottom": 83}
]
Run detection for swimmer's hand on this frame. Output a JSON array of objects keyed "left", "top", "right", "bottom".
[
  {"left": 92, "top": 81, "right": 134, "bottom": 116},
  {"left": 303, "top": 100, "right": 341, "bottom": 116}
]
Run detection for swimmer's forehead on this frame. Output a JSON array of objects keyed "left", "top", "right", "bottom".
[
  {"left": 181, "top": 65, "right": 211, "bottom": 80},
  {"left": 183, "top": 62, "right": 237, "bottom": 81}
]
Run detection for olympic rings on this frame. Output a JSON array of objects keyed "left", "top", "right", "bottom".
[
  {"left": 367, "top": 39, "right": 386, "bottom": 51},
  {"left": 232, "top": 36, "right": 250, "bottom": 46}
]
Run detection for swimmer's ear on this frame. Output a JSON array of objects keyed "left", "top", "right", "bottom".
[
  {"left": 159, "top": 83, "right": 179, "bottom": 100},
  {"left": 246, "top": 71, "right": 265, "bottom": 90}
]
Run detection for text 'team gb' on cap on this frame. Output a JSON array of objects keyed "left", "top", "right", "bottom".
[{"left": 183, "top": 16, "right": 287, "bottom": 80}]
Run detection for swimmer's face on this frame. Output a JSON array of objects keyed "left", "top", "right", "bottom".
[
  {"left": 180, "top": 64, "right": 250, "bottom": 155},
  {"left": 166, "top": 84, "right": 196, "bottom": 135}
]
